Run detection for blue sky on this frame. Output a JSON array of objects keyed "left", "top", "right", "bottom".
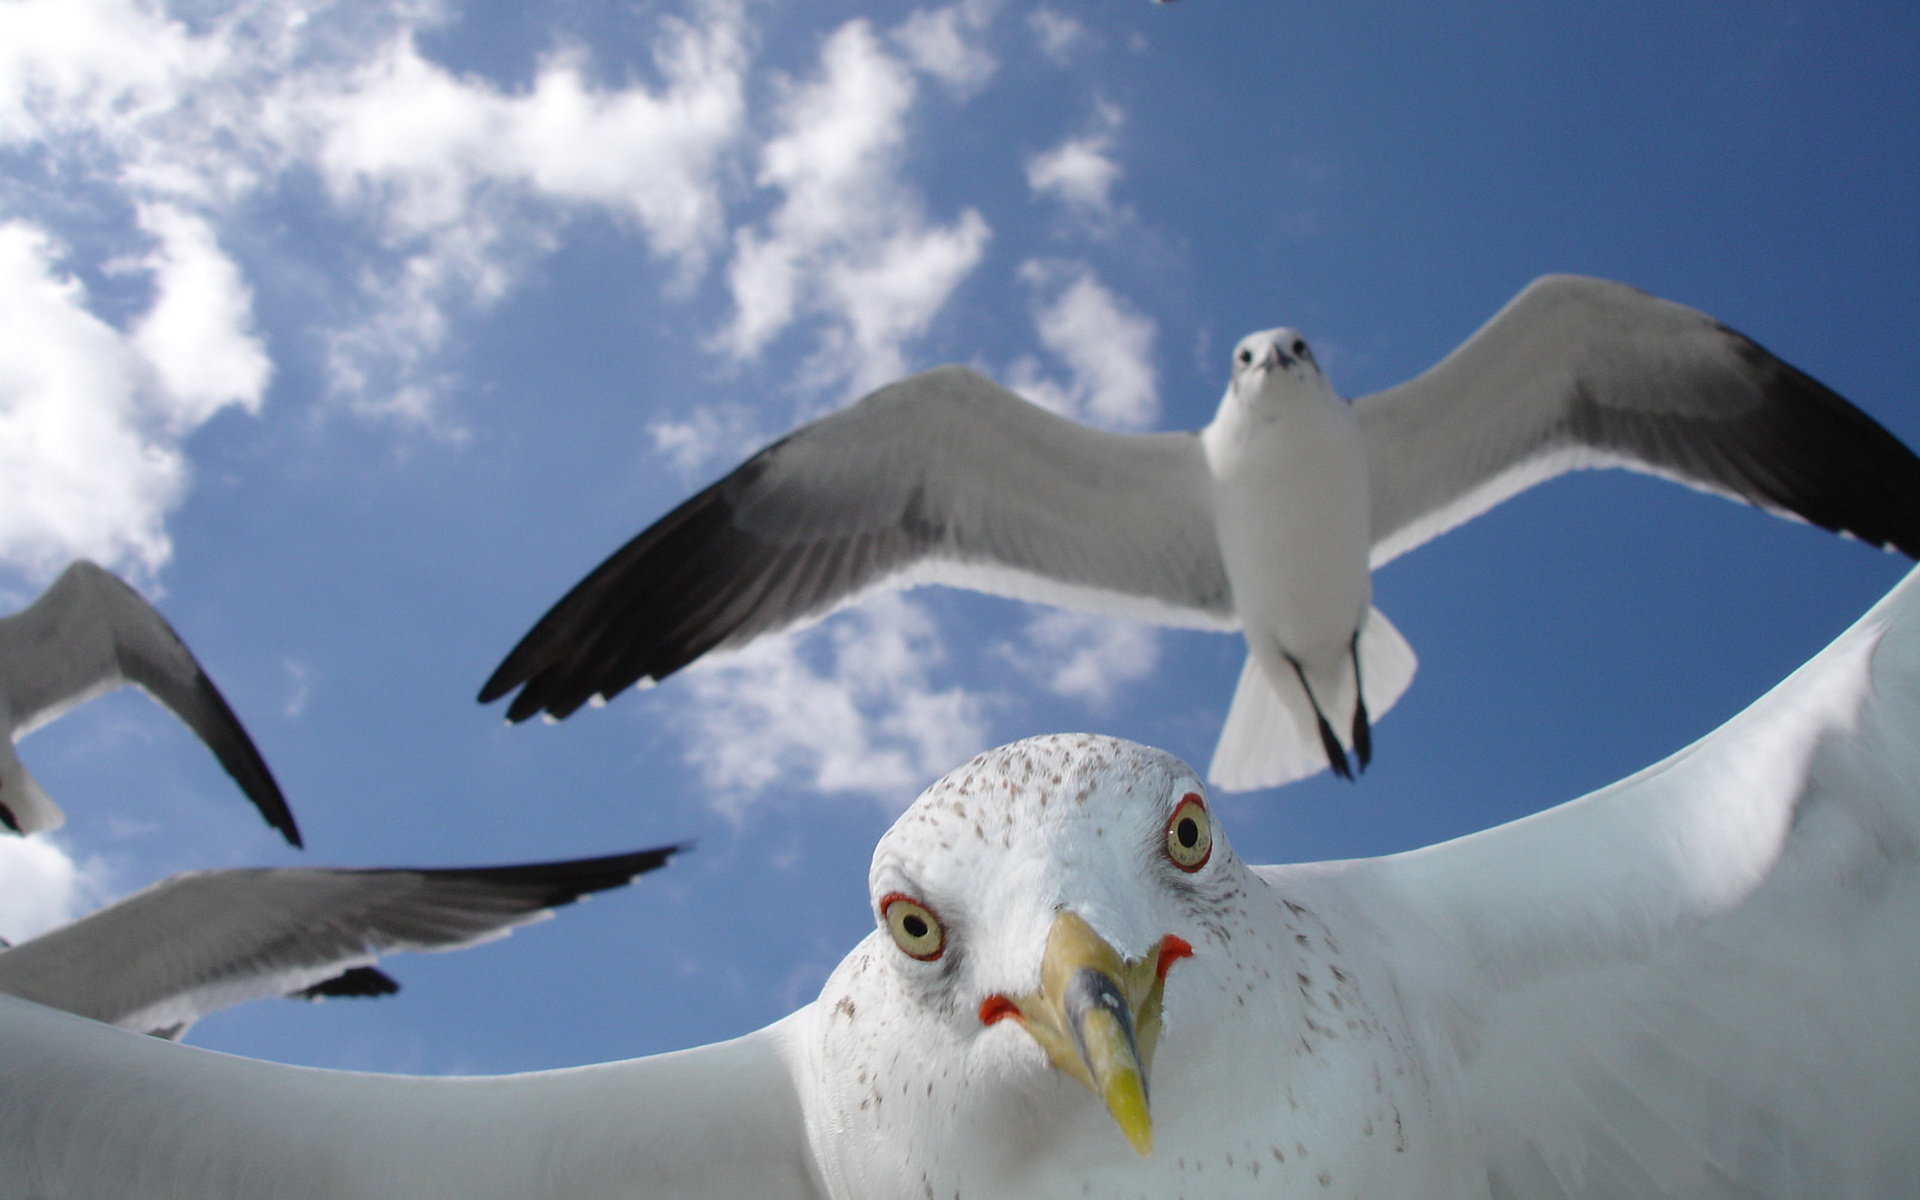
[{"left": 0, "top": 0, "right": 1914, "bottom": 1076}]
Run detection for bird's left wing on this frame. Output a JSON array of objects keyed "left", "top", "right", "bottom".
[
  {"left": 1356, "top": 275, "right": 1920, "bottom": 568},
  {"left": 0, "top": 994, "right": 828, "bottom": 1200},
  {"left": 0, "top": 845, "right": 682, "bottom": 1038},
  {"left": 1309, "top": 565, "right": 1920, "bottom": 1197}
]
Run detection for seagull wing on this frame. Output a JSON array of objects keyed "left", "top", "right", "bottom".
[
  {"left": 0, "top": 560, "right": 300, "bottom": 846},
  {"left": 1309, "top": 565, "right": 1920, "bottom": 1197},
  {"left": 0, "top": 844, "right": 682, "bottom": 1038},
  {"left": 0, "top": 994, "right": 827, "bottom": 1199},
  {"left": 1356, "top": 275, "right": 1920, "bottom": 568},
  {"left": 480, "top": 365, "right": 1232, "bottom": 722}
]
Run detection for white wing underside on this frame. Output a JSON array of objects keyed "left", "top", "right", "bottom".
[
  {"left": 0, "top": 997, "right": 828, "bottom": 1200},
  {"left": 1272, "top": 564, "right": 1920, "bottom": 1197}
]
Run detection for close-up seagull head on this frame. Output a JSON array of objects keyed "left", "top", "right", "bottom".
[{"left": 1229, "top": 327, "right": 1320, "bottom": 391}]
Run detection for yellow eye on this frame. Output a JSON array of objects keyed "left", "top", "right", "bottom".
[
  {"left": 881, "top": 893, "right": 945, "bottom": 961},
  {"left": 1164, "top": 792, "right": 1212, "bottom": 872}
]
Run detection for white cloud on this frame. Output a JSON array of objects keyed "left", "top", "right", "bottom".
[
  {"left": 0, "top": 0, "right": 226, "bottom": 149},
  {"left": 0, "top": 835, "right": 106, "bottom": 944},
  {"left": 1027, "top": 6, "right": 1091, "bottom": 64},
  {"left": 892, "top": 0, "right": 1000, "bottom": 97},
  {"left": 648, "top": 403, "right": 765, "bottom": 477},
  {"left": 0, "top": 220, "right": 263, "bottom": 577},
  {"left": 718, "top": 18, "right": 990, "bottom": 397},
  {"left": 1007, "top": 609, "right": 1159, "bottom": 708},
  {"left": 671, "top": 593, "right": 990, "bottom": 819},
  {"left": 1005, "top": 259, "right": 1158, "bottom": 430},
  {"left": 1026, "top": 100, "right": 1124, "bottom": 224},
  {"left": 288, "top": 3, "right": 751, "bottom": 424},
  {"left": 129, "top": 204, "right": 272, "bottom": 429}
]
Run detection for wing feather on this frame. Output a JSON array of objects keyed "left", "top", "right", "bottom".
[
  {"left": 0, "top": 845, "right": 682, "bottom": 1037},
  {"left": 481, "top": 365, "right": 1231, "bottom": 722},
  {"left": 1359, "top": 275, "right": 1920, "bottom": 568}
]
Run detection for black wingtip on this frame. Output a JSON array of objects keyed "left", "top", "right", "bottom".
[
  {"left": 1350, "top": 700, "right": 1372, "bottom": 773},
  {"left": 190, "top": 672, "right": 303, "bottom": 849},
  {"left": 0, "top": 801, "right": 18, "bottom": 834},
  {"left": 295, "top": 966, "right": 402, "bottom": 1000}
]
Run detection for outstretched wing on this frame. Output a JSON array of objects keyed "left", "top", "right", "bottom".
[
  {"left": 0, "top": 845, "right": 682, "bottom": 1038},
  {"left": 481, "top": 365, "right": 1232, "bottom": 722},
  {"left": 0, "top": 994, "right": 826, "bottom": 1199},
  {"left": 0, "top": 560, "right": 300, "bottom": 846},
  {"left": 1317, "top": 565, "right": 1920, "bottom": 1197},
  {"left": 1357, "top": 275, "right": 1920, "bottom": 568}
]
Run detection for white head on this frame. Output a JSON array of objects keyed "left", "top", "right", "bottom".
[
  {"left": 1232, "top": 326, "right": 1321, "bottom": 386},
  {"left": 802, "top": 734, "right": 1287, "bottom": 1195}
]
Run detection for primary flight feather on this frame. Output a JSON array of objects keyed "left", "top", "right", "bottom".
[{"left": 479, "top": 275, "right": 1920, "bottom": 790}]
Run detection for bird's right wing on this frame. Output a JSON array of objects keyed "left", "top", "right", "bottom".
[
  {"left": 1303, "top": 564, "right": 1920, "bottom": 1197},
  {"left": 0, "top": 993, "right": 828, "bottom": 1200},
  {"left": 0, "top": 560, "right": 300, "bottom": 846},
  {"left": 0, "top": 845, "right": 682, "bottom": 1038},
  {"left": 480, "top": 365, "right": 1232, "bottom": 722}
]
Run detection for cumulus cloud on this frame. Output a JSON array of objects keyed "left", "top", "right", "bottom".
[
  {"left": 0, "top": 835, "right": 107, "bottom": 944},
  {"left": 1026, "top": 100, "right": 1124, "bottom": 225},
  {"left": 1005, "top": 259, "right": 1158, "bottom": 430},
  {"left": 718, "top": 18, "right": 990, "bottom": 397},
  {"left": 287, "top": 3, "right": 750, "bottom": 425},
  {"left": 1027, "top": 6, "right": 1091, "bottom": 64},
  {"left": 0, "top": 219, "right": 265, "bottom": 578},
  {"left": 1007, "top": 609, "right": 1159, "bottom": 708},
  {"left": 892, "top": 0, "right": 1000, "bottom": 97},
  {"left": 670, "top": 593, "right": 990, "bottom": 819}
]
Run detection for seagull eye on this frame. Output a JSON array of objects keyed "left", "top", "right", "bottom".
[
  {"left": 1163, "top": 793, "right": 1212, "bottom": 872},
  {"left": 1291, "top": 338, "right": 1310, "bottom": 360},
  {"left": 881, "top": 893, "right": 945, "bottom": 961},
  {"left": 1236, "top": 347, "right": 1253, "bottom": 366}
]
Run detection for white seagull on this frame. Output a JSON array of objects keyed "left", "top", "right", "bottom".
[
  {"left": 0, "top": 560, "right": 300, "bottom": 845},
  {"left": 0, "top": 844, "right": 682, "bottom": 1041},
  {"left": 479, "top": 275, "right": 1920, "bottom": 790},
  {"left": 6, "top": 566, "right": 1918, "bottom": 1198}
]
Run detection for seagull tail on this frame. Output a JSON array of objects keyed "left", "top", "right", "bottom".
[{"left": 1206, "top": 608, "right": 1417, "bottom": 792}]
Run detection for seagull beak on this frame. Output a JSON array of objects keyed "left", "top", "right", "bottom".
[{"left": 979, "top": 910, "right": 1192, "bottom": 1157}]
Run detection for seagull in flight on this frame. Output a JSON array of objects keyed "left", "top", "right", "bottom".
[
  {"left": 0, "top": 844, "right": 683, "bottom": 1041},
  {"left": 0, "top": 560, "right": 300, "bottom": 844},
  {"left": 5, "top": 566, "right": 1918, "bottom": 1196},
  {"left": 479, "top": 275, "right": 1920, "bottom": 790}
]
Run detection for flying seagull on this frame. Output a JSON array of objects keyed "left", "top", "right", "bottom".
[
  {"left": 6, "top": 567, "right": 1917, "bottom": 1197},
  {"left": 0, "top": 844, "right": 683, "bottom": 1041},
  {"left": 479, "top": 275, "right": 1920, "bottom": 790},
  {"left": 0, "top": 560, "right": 300, "bottom": 845}
]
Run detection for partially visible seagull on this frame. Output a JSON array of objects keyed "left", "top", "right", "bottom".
[
  {"left": 0, "top": 844, "right": 683, "bottom": 1040},
  {"left": 0, "top": 560, "right": 300, "bottom": 844},
  {"left": 5, "top": 566, "right": 1915, "bottom": 1198},
  {"left": 479, "top": 275, "right": 1920, "bottom": 791}
]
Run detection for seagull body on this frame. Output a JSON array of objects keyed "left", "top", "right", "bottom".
[
  {"left": 0, "top": 845, "right": 682, "bottom": 1040},
  {"left": 480, "top": 275, "right": 1920, "bottom": 789},
  {"left": 0, "top": 560, "right": 299, "bottom": 845},
  {"left": 7, "top": 566, "right": 1919, "bottom": 1197}
]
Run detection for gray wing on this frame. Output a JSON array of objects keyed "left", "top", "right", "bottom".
[
  {"left": 0, "top": 995, "right": 827, "bottom": 1199},
  {"left": 481, "top": 364, "right": 1231, "bottom": 722},
  {"left": 1308, "top": 564, "right": 1920, "bottom": 1197},
  {"left": 1358, "top": 275, "right": 1920, "bottom": 568},
  {"left": 0, "top": 844, "right": 682, "bottom": 1038},
  {"left": 0, "top": 560, "right": 300, "bottom": 846}
]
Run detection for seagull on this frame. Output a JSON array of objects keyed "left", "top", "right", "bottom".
[
  {"left": 6, "top": 566, "right": 1917, "bottom": 1197},
  {"left": 478, "top": 275, "right": 1920, "bottom": 790},
  {"left": 0, "top": 844, "right": 683, "bottom": 1040},
  {"left": 0, "top": 560, "right": 301, "bottom": 845}
]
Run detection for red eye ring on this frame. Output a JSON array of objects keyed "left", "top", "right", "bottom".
[
  {"left": 880, "top": 892, "right": 945, "bottom": 961},
  {"left": 1163, "top": 792, "right": 1212, "bottom": 872}
]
